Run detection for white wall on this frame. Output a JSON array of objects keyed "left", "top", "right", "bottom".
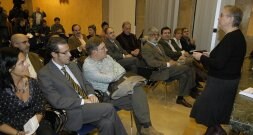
[
  {"left": 193, "top": 0, "right": 235, "bottom": 51},
  {"left": 109, "top": 0, "right": 136, "bottom": 35}
]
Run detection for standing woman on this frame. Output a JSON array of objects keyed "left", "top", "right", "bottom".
[
  {"left": 190, "top": 5, "right": 246, "bottom": 135},
  {"left": 0, "top": 47, "right": 54, "bottom": 135}
]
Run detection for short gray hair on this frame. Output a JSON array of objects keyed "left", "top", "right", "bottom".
[{"left": 147, "top": 27, "right": 159, "bottom": 35}]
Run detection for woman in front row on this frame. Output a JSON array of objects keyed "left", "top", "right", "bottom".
[
  {"left": 190, "top": 5, "right": 246, "bottom": 135},
  {"left": 0, "top": 47, "right": 54, "bottom": 135}
]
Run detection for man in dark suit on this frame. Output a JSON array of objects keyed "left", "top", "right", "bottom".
[
  {"left": 38, "top": 37, "right": 127, "bottom": 135},
  {"left": 116, "top": 21, "right": 141, "bottom": 57},
  {"left": 142, "top": 27, "right": 196, "bottom": 108},
  {"left": 104, "top": 27, "right": 139, "bottom": 73},
  {"left": 68, "top": 24, "right": 88, "bottom": 60},
  {"left": 11, "top": 33, "right": 44, "bottom": 78}
]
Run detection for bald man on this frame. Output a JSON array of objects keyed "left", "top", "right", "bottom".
[{"left": 11, "top": 34, "right": 44, "bottom": 78}]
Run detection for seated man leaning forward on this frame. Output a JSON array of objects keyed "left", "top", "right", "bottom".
[
  {"left": 141, "top": 27, "right": 196, "bottom": 108},
  {"left": 38, "top": 37, "right": 127, "bottom": 135},
  {"left": 83, "top": 37, "right": 164, "bottom": 135}
]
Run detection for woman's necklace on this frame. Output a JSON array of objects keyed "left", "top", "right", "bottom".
[{"left": 15, "top": 78, "right": 29, "bottom": 93}]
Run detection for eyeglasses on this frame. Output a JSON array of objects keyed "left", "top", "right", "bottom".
[
  {"left": 97, "top": 46, "right": 107, "bottom": 51},
  {"left": 56, "top": 50, "right": 70, "bottom": 55},
  {"left": 16, "top": 40, "right": 29, "bottom": 44},
  {"left": 220, "top": 13, "right": 231, "bottom": 18},
  {"left": 108, "top": 31, "right": 114, "bottom": 34}
]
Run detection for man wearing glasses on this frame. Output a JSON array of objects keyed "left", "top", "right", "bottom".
[{"left": 38, "top": 37, "right": 127, "bottom": 135}]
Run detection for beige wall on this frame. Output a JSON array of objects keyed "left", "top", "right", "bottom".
[
  {"left": 177, "top": 0, "right": 196, "bottom": 36},
  {"left": 32, "top": 0, "right": 102, "bottom": 34},
  {"left": 108, "top": 0, "right": 136, "bottom": 35},
  {"left": 0, "top": 0, "right": 102, "bottom": 35}
]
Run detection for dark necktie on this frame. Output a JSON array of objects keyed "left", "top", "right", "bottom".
[
  {"left": 155, "top": 45, "right": 163, "bottom": 54},
  {"left": 112, "top": 41, "right": 120, "bottom": 49},
  {"left": 61, "top": 67, "right": 87, "bottom": 99}
]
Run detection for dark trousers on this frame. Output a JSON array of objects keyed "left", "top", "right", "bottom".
[
  {"left": 82, "top": 103, "right": 127, "bottom": 135},
  {"left": 102, "top": 86, "right": 151, "bottom": 133}
]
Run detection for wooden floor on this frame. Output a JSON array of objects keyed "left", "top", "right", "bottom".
[
  {"left": 91, "top": 37, "right": 253, "bottom": 135},
  {"left": 118, "top": 56, "right": 252, "bottom": 135}
]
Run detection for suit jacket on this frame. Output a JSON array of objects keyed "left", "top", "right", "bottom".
[
  {"left": 158, "top": 38, "right": 182, "bottom": 60},
  {"left": 180, "top": 36, "right": 196, "bottom": 52},
  {"left": 104, "top": 38, "right": 128, "bottom": 61},
  {"left": 68, "top": 35, "right": 88, "bottom": 59},
  {"left": 38, "top": 60, "right": 95, "bottom": 130},
  {"left": 116, "top": 32, "right": 141, "bottom": 54},
  {"left": 68, "top": 34, "right": 88, "bottom": 51},
  {"left": 28, "top": 52, "right": 44, "bottom": 73},
  {"left": 141, "top": 41, "right": 172, "bottom": 80}
]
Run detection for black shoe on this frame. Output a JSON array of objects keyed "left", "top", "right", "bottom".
[
  {"left": 190, "top": 88, "right": 202, "bottom": 99},
  {"left": 176, "top": 99, "right": 192, "bottom": 108},
  {"left": 196, "top": 82, "right": 203, "bottom": 88}
]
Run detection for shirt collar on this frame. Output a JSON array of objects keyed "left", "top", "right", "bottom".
[{"left": 52, "top": 59, "right": 66, "bottom": 70}]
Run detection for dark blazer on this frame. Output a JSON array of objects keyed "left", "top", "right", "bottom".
[
  {"left": 180, "top": 36, "right": 196, "bottom": 52},
  {"left": 68, "top": 35, "right": 88, "bottom": 59},
  {"left": 158, "top": 38, "right": 182, "bottom": 60},
  {"left": 104, "top": 38, "right": 128, "bottom": 61},
  {"left": 38, "top": 61, "right": 95, "bottom": 130},
  {"left": 68, "top": 34, "right": 88, "bottom": 51},
  {"left": 141, "top": 41, "right": 172, "bottom": 80},
  {"left": 28, "top": 52, "right": 44, "bottom": 72},
  {"left": 116, "top": 32, "right": 141, "bottom": 54}
]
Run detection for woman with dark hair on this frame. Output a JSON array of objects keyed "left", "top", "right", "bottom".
[
  {"left": 0, "top": 47, "right": 54, "bottom": 135},
  {"left": 190, "top": 5, "right": 246, "bottom": 135}
]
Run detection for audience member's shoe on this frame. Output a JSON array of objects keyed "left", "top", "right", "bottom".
[
  {"left": 176, "top": 99, "right": 192, "bottom": 108},
  {"left": 196, "top": 82, "right": 203, "bottom": 88},
  {"left": 140, "top": 126, "right": 164, "bottom": 135},
  {"left": 190, "top": 87, "right": 202, "bottom": 99}
]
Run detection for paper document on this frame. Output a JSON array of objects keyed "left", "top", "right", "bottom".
[
  {"left": 239, "top": 87, "right": 253, "bottom": 98},
  {"left": 23, "top": 115, "right": 39, "bottom": 135}
]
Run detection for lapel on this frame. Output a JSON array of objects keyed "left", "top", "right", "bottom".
[
  {"left": 67, "top": 63, "right": 85, "bottom": 89},
  {"left": 48, "top": 61, "right": 73, "bottom": 89},
  {"left": 147, "top": 42, "right": 165, "bottom": 57}
]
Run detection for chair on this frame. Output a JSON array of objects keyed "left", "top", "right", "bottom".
[
  {"left": 45, "top": 106, "right": 134, "bottom": 135},
  {"left": 137, "top": 62, "right": 178, "bottom": 102}
]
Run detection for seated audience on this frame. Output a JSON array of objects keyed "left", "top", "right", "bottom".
[
  {"left": 100, "top": 21, "right": 109, "bottom": 39},
  {"left": 51, "top": 17, "right": 65, "bottom": 34},
  {"left": 170, "top": 28, "right": 184, "bottom": 51},
  {"left": 0, "top": 47, "right": 54, "bottom": 135},
  {"left": 11, "top": 33, "right": 44, "bottom": 79},
  {"left": 104, "top": 27, "right": 139, "bottom": 73},
  {"left": 38, "top": 37, "right": 127, "bottom": 135},
  {"left": 158, "top": 27, "right": 206, "bottom": 90},
  {"left": 180, "top": 27, "right": 196, "bottom": 52},
  {"left": 13, "top": 18, "right": 27, "bottom": 34},
  {"left": 38, "top": 19, "right": 51, "bottom": 37},
  {"left": 87, "top": 24, "right": 100, "bottom": 39},
  {"left": 68, "top": 24, "right": 88, "bottom": 60},
  {"left": 83, "top": 36, "right": 164, "bottom": 135},
  {"left": 142, "top": 27, "right": 196, "bottom": 108},
  {"left": 116, "top": 21, "right": 141, "bottom": 57}
]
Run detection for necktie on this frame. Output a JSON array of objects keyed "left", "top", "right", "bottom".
[
  {"left": 155, "top": 45, "right": 163, "bottom": 54},
  {"left": 112, "top": 41, "right": 120, "bottom": 49},
  {"left": 61, "top": 67, "right": 87, "bottom": 99}
]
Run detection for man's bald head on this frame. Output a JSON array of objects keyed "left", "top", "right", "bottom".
[{"left": 11, "top": 34, "right": 30, "bottom": 53}]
